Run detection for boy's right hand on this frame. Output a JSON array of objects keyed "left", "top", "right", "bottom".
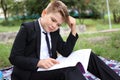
[
  {"left": 67, "top": 16, "right": 77, "bottom": 36},
  {"left": 37, "top": 58, "right": 59, "bottom": 69}
]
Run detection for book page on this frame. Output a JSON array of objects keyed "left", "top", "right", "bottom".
[{"left": 37, "top": 49, "right": 91, "bottom": 72}]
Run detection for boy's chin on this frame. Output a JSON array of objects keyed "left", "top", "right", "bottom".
[{"left": 51, "top": 30, "right": 58, "bottom": 32}]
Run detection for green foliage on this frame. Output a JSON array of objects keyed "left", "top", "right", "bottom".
[
  {"left": 25, "top": 0, "right": 50, "bottom": 16},
  {"left": 0, "top": 20, "right": 21, "bottom": 26}
]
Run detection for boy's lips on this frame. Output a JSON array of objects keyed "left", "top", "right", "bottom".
[{"left": 48, "top": 26, "right": 54, "bottom": 31}]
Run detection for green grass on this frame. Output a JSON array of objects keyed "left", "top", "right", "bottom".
[
  {"left": 0, "top": 26, "right": 20, "bottom": 32},
  {"left": 0, "top": 20, "right": 20, "bottom": 32},
  {"left": 0, "top": 19, "right": 34, "bottom": 32},
  {"left": 0, "top": 43, "right": 12, "bottom": 69},
  {"left": 76, "top": 19, "right": 120, "bottom": 32},
  {"left": 74, "top": 31, "right": 120, "bottom": 61}
]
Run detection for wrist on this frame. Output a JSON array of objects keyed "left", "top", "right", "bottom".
[{"left": 71, "top": 29, "right": 77, "bottom": 36}]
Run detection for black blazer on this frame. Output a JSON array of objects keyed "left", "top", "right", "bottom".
[{"left": 9, "top": 20, "right": 78, "bottom": 80}]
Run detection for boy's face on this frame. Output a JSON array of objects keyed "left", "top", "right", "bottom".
[{"left": 41, "top": 11, "right": 64, "bottom": 32}]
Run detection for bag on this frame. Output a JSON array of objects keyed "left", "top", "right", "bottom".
[
  {"left": 64, "top": 63, "right": 86, "bottom": 80},
  {"left": 0, "top": 71, "right": 3, "bottom": 80}
]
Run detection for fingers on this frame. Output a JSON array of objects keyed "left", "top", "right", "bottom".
[
  {"left": 44, "top": 58, "right": 59, "bottom": 69},
  {"left": 67, "top": 16, "right": 77, "bottom": 36},
  {"left": 50, "top": 58, "right": 60, "bottom": 64},
  {"left": 67, "top": 16, "right": 76, "bottom": 28},
  {"left": 37, "top": 58, "right": 59, "bottom": 69}
]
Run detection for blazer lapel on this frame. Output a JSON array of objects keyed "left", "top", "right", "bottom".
[{"left": 34, "top": 20, "right": 41, "bottom": 58}]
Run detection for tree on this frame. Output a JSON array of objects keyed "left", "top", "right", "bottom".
[
  {"left": 0, "top": 0, "right": 14, "bottom": 23},
  {"left": 25, "top": 0, "right": 50, "bottom": 17},
  {"left": 109, "top": 0, "right": 120, "bottom": 23},
  {"left": 88, "top": 0, "right": 120, "bottom": 23},
  {"left": 62, "top": 0, "right": 88, "bottom": 24},
  {"left": 0, "top": 0, "right": 8, "bottom": 22},
  {"left": 9, "top": 0, "right": 26, "bottom": 20}
]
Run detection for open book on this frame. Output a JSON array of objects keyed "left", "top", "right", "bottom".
[{"left": 37, "top": 49, "right": 91, "bottom": 72}]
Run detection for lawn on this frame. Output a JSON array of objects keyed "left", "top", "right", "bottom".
[
  {"left": 0, "top": 43, "right": 12, "bottom": 69},
  {"left": 0, "top": 19, "right": 34, "bottom": 32}
]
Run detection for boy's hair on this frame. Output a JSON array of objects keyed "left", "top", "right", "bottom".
[{"left": 45, "top": 0, "right": 69, "bottom": 22}]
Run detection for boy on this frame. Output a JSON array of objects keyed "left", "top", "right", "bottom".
[{"left": 9, "top": 0, "right": 120, "bottom": 80}]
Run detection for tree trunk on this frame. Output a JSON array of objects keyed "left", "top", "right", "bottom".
[
  {"left": 0, "top": 0, "right": 8, "bottom": 23},
  {"left": 113, "top": 10, "right": 117, "bottom": 23},
  {"left": 113, "top": 10, "right": 120, "bottom": 23}
]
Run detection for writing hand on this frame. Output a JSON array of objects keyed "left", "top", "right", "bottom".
[{"left": 37, "top": 58, "right": 59, "bottom": 69}]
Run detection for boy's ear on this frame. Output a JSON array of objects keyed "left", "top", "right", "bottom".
[{"left": 41, "top": 10, "right": 47, "bottom": 16}]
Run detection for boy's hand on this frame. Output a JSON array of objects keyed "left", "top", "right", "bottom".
[
  {"left": 37, "top": 58, "right": 59, "bottom": 69},
  {"left": 67, "top": 16, "right": 77, "bottom": 36}
]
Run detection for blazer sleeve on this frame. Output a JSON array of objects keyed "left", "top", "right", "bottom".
[
  {"left": 9, "top": 23, "right": 39, "bottom": 71},
  {"left": 56, "top": 32, "right": 78, "bottom": 57}
]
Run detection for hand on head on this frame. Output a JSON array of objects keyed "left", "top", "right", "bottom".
[{"left": 67, "top": 16, "right": 77, "bottom": 36}]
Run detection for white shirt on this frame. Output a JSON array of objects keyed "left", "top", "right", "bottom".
[
  {"left": 38, "top": 18, "right": 52, "bottom": 59},
  {"left": 37, "top": 19, "right": 91, "bottom": 72}
]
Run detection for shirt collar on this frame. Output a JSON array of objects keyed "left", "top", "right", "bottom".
[{"left": 38, "top": 18, "right": 46, "bottom": 33}]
